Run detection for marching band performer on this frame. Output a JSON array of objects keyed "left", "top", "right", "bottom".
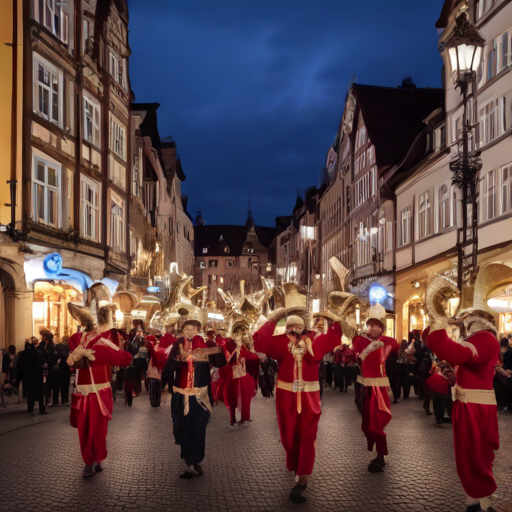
[
  {"left": 219, "top": 336, "right": 260, "bottom": 427},
  {"left": 163, "top": 320, "right": 226, "bottom": 479},
  {"left": 67, "top": 304, "right": 132, "bottom": 478},
  {"left": 253, "top": 307, "right": 342, "bottom": 504},
  {"left": 352, "top": 304, "right": 399, "bottom": 473},
  {"left": 423, "top": 310, "right": 500, "bottom": 512}
]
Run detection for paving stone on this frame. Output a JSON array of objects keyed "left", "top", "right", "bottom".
[{"left": 0, "top": 389, "right": 511, "bottom": 512}]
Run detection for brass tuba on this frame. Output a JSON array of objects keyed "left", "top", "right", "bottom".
[{"left": 425, "top": 274, "right": 459, "bottom": 327}]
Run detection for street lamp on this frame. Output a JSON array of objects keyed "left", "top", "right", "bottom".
[
  {"left": 439, "top": 9, "right": 485, "bottom": 299},
  {"left": 300, "top": 225, "right": 316, "bottom": 329}
]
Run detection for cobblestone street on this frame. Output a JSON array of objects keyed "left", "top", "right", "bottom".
[{"left": 1, "top": 388, "right": 511, "bottom": 512}]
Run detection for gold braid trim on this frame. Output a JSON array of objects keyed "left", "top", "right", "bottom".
[{"left": 357, "top": 375, "right": 390, "bottom": 387}]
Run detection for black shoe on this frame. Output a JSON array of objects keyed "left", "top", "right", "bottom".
[
  {"left": 27, "top": 409, "right": 33, "bottom": 413},
  {"left": 39, "top": 411, "right": 48, "bottom": 415},
  {"left": 466, "top": 505, "right": 480, "bottom": 512},
  {"left": 193, "top": 465, "right": 203, "bottom": 477},
  {"left": 370, "top": 457, "right": 385, "bottom": 468},
  {"left": 179, "top": 470, "right": 197, "bottom": 479},
  {"left": 289, "top": 483, "right": 307, "bottom": 504},
  {"left": 94, "top": 463, "right": 103, "bottom": 473},
  {"left": 367, "top": 463, "right": 384, "bottom": 473}
]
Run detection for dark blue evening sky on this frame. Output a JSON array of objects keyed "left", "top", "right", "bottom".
[{"left": 128, "top": 0, "right": 445, "bottom": 227}]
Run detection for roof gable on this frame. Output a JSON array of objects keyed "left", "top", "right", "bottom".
[{"left": 354, "top": 85, "right": 444, "bottom": 169}]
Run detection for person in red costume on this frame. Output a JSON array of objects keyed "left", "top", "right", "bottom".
[
  {"left": 218, "top": 336, "right": 260, "bottom": 427},
  {"left": 67, "top": 304, "right": 132, "bottom": 478},
  {"left": 423, "top": 309, "right": 500, "bottom": 512},
  {"left": 253, "top": 307, "right": 342, "bottom": 504},
  {"left": 352, "top": 303, "right": 399, "bottom": 473}
]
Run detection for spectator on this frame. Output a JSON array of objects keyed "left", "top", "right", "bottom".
[
  {"left": 16, "top": 343, "right": 46, "bottom": 414},
  {"left": 396, "top": 340, "right": 410, "bottom": 399},
  {"left": 2, "top": 345, "right": 17, "bottom": 391},
  {"left": 54, "top": 336, "right": 71, "bottom": 405},
  {"left": 501, "top": 338, "right": 512, "bottom": 371},
  {"left": 17, "top": 341, "right": 32, "bottom": 399}
]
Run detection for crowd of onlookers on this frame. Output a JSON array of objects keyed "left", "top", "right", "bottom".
[{"left": 1, "top": 330, "right": 71, "bottom": 412}]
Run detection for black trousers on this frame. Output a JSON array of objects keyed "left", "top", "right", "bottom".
[
  {"left": 344, "top": 365, "right": 359, "bottom": 392},
  {"left": 432, "top": 393, "right": 452, "bottom": 422},
  {"left": 26, "top": 375, "right": 45, "bottom": 413},
  {"left": 171, "top": 393, "right": 210, "bottom": 466},
  {"left": 55, "top": 374, "right": 70, "bottom": 404},
  {"left": 332, "top": 365, "right": 344, "bottom": 391},
  {"left": 395, "top": 363, "right": 410, "bottom": 399},
  {"left": 149, "top": 378, "right": 162, "bottom": 407},
  {"left": 325, "top": 362, "right": 333, "bottom": 387}
]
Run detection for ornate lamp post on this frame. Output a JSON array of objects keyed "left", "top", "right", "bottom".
[
  {"left": 300, "top": 225, "right": 316, "bottom": 329},
  {"left": 439, "top": 8, "right": 485, "bottom": 299}
]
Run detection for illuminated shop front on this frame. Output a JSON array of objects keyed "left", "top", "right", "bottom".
[
  {"left": 487, "top": 285, "right": 512, "bottom": 336},
  {"left": 32, "top": 281, "right": 82, "bottom": 339},
  {"left": 25, "top": 252, "right": 119, "bottom": 339}
]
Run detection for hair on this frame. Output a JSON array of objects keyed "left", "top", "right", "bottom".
[
  {"left": 24, "top": 341, "right": 31, "bottom": 350},
  {"left": 8, "top": 345, "right": 16, "bottom": 355},
  {"left": 97, "top": 304, "right": 116, "bottom": 328},
  {"left": 500, "top": 338, "right": 509, "bottom": 347}
]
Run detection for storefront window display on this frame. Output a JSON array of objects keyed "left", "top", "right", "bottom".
[{"left": 32, "top": 281, "right": 83, "bottom": 340}]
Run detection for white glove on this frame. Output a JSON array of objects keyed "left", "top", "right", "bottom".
[{"left": 71, "top": 346, "right": 96, "bottom": 362}]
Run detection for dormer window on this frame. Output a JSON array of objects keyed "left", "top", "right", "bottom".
[
  {"left": 202, "top": 248, "right": 208, "bottom": 254},
  {"left": 224, "top": 246, "right": 230, "bottom": 253}
]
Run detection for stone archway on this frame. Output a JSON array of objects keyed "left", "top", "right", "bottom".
[
  {"left": 0, "top": 268, "right": 15, "bottom": 350},
  {"left": 0, "top": 258, "right": 33, "bottom": 350},
  {"left": 473, "top": 263, "right": 512, "bottom": 311}
]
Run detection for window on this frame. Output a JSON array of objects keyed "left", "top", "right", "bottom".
[
  {"left": 438, "top": 184, "right": 451, "bottom": 230},
  {"left": 482, "top": 170, "right": 496, "bottom": 221},
  {"left": 83, "top": 19, "right": 90, "bottom": 53},
  {"left": 83, "top": 97, "right": 100, "bottom": 147},
  {"left": 452, "top": 188, "right": 458, "bottom": 226},
  {"left": 499, "top": 31, "right": 509, "bottom": 72},
  {"left": 418, "top": 192, "right": 432, "bottom": 239},
  {"left": 433, "top": 125, "right": 446, "bottom": 151},
  {"left": 454, "top": 115, "right": 463, "bottom": 142},
  {"left": 478, "top": 100, "right": 499, "bottom": 146},
  {"left": 354, "top": 168, "right": 376, "bottom": 209},
  {"left": 33, "top": 0, "right": 69, "bottom": 43},
  {"left": 130, "top": 231, "right": 137, "bottom": 257},
  {"left": 212, "top": 275, "right": 217, "bottom": 282},
  {"left": 209, "top": 260, "right": 218, "bottom": 268},
  {"left": 202, "top": 248, "right": 208, "bottom": 254},
  {"left": 476, "top": 0, "right": 496, "bottom": 20},
  {"left": 32, "top": 152, "right": 61, "bottom": 227},
  {"left": 110, "top": 118, "right": 126, "bottom": 159},
  {"left": 356, "top": 127, "right": 367, "bottom": 150},
  {"left": 367, "top": 146, "right": 375, "bottom": 165},
  {"left": 488, "top": 39, "right": 498, "bottom": 80},
  {"left": 33, "top": 56, "right": 61, "bottom": 125},
  {"left": 110, "top": 198, "right": 124, "bottom": 251},
  {"left": 108, "top": 51, "right": 126, "bottom": 89},
  {"left": 223, "top": 246, "right": 230, "bottom": 253},
  {"left": 399, "top": 206, "right": 411, "bottom": 246},
  {"left": 227, "top": 260, "right": 234, "bottom": 268},
  {"left": 199, "top": 261, "right": 206, "bottom": 269},
  {"left": 80, "top": 176, "right": 100, "bottom": 241},
  {"left": 501, "top": 164, "right": 512, "bottom": 214}
]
